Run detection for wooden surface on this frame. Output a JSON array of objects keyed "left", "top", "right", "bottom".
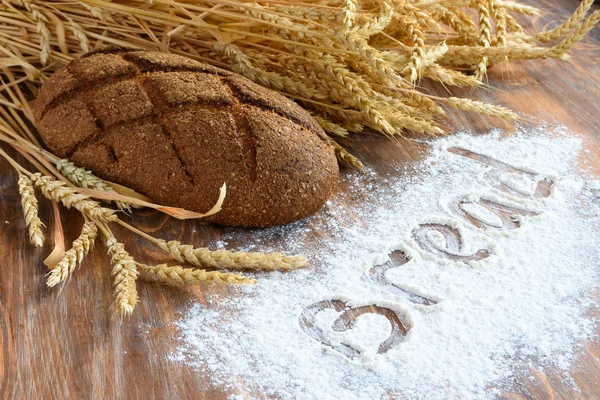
[{"left": 1, "top": 1, "right": 599, "bottom": 398}]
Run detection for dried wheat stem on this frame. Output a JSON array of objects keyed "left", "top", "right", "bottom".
[
  {"left": 106, "top": 237, "right": 138, "bottom": 316},
  {"left": 140, "top": 264, "right": 256, "bottom": 285},
  {"left": 17, "top": 174, "right": 44, "bottom": 247},
  {"left": 46, "top": 221, "right": 97, "bottom": 287},
  {"left": 158, "top": 240, "right": 308, "bottom": 271},
  {"left": 30, "top": 173, "right": 117, "bottom": 223}
]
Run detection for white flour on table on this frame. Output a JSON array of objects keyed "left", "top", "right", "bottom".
[{"left": 169, "top": 125, "right": 600, "bottom": 399}]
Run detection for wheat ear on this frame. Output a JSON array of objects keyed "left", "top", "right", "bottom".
[
  {"left": 56, "top": 159, "right": 131, "bottom": 211},
  {"left": 106, "top": 238, "right": 138, "bottom": 316},
  {"left": 406, "top": 22, "right": 426, "bottom": 83},
  {"left": 17, "top": 175, "right": 44, "bottom": 247},
  {"left": 475, "top": 0, "right": 493, "bottom": 81},
  {"left": 440, "top": 96, "right": 518, "bottom": 120},
  {"left": 20, "top": 0, "right": 52, "bottom": 65},
  {"left": 536, "top": 0, "right": 594, "bottom": 43},
  {"left": 339, "top": 0, "right": 356, "bottom": 31},
  {"left": 158, "top": 240, "right": 307, "bottom": 271},
  {"left": 330, "top": 140, "right": 364, "bottom": 170},
  {"left": 313, "top": 115, "right": 349, "bottom": 138},
  {"left": 30, "top": 173, "right": 117, "bottom": 223},
  {"left": 140, "top": 264, "right": 256, "bottom": 285},
  {"left": 547, "top": 11, "right": 600, "bottom": 58},
  {"left": 496, "top": 1, "right": 540, "bottom": 16},
  {"left": 47, "top": 221, "right": 98, "bottom": 287}
]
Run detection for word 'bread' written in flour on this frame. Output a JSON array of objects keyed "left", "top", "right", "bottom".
[
  {"left": 299, "top": 300, "right": 411, "bottom": 359},
  {"left": 450, "top": 196, "right": 539, "bottom": 231},
  {"left": 365, "top": 250, "right": 437, "bottom": 306},
  {"left": 448, "top": 147, "right": 554, "bottom": 198},
  {"left": 411, "top": 223, "right": 490, "bottom": 263}
]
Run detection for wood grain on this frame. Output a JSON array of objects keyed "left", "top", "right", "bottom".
[{"left": 1, "top": 1, "right": 599, "bottom": 398}]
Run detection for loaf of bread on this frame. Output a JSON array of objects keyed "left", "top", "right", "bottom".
[{"left": 34, "top": 48, "right": 339, "bottom": 227}]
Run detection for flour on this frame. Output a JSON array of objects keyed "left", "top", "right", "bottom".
[
  {"left": 498, "top": 172, "right": 539, "bottom": 196},
  {"left": 170, "top": 124, "right": 600, "bottom": 399}
]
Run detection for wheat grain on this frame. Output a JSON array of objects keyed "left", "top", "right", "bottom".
[
  {"left": 17, "top": 175, "right": 44, "bottom": 247},
  {"left": 436, "top": 8, "right": 478, "bottom": 44},
  {"left": 3, "top": 0, "right": 593, "bottom": 139}
]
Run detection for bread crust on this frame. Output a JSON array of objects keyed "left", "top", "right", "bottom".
[{"left": 34, "top": 48, "right": 339, "bottom": 227}]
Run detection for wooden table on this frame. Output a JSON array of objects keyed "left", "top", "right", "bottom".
[{"left": 1, "top": 1, "right": 599, "bottom": 398}]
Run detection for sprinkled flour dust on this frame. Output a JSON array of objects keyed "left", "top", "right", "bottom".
[{"left": 169, "top": 124, "right": 600, "bottom": 399}]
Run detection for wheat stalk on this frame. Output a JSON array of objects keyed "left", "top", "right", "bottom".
[
  {"left": 17, "top": 174, "right": 44, "bottom": 247},
  {"left": 339, "top": 0, "right": 357, "bottom": 31},
  {"left": 158, "top": 240, "right": 308, "bottom": 271},
  {"left": 30, "top": 173, "right": 117, "bottom": 223},
  {"left": 56, "top": 159, "right": 131, "bottom": 211},
  {"left": 406, "top": 21, "right": 427, "bottom": 83},
  {"left": 47, "top": 221, "right": 97, "bottom": 287},
  {"left": 140, "top": 264, "right": 256, "bottom": 286},
  {"left": 475, "top": 0, "right": 493, "bottom": 80},
  {"left": 496, "top": 1, "right": 540, "bottom": 16},
  {"left": 546, "top": 11, "right": 600, "bottom": 58},
  {"left": 439, "top": 96, "right": 518, "bottom": 120},
  {"left": 330, "top": 140, "right": 364, "bottom": 170},
  {"left": 313, "top": 115, "right": 350, "bottom": 138},
  {"left": 537, "top": 0, "right": 594, "bottom": 43},
  {"left": 106, "top": 237, "right": 138, "bottom": 316},
  {"left": 19, "top": 0, "right": 52, "bottom": 65}
]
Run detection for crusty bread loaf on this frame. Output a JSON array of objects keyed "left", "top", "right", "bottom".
[{"left": 34, "top": 48, "right": 339, "bottom": 227}]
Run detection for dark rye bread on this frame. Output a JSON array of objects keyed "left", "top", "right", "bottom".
[{"left": 34, "top": 48, "right": 339, "bottom": 227}]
